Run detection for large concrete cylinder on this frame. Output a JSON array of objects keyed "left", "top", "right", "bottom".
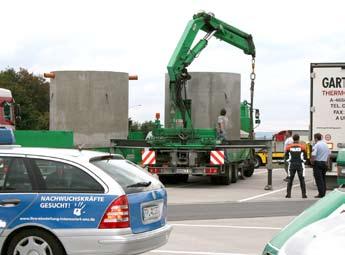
[
  {"left": 50, "top": 71, "right": 128, "bottom": 148},
  {"left": 165, "top": 72, "right": 241, "bottom": 139}
]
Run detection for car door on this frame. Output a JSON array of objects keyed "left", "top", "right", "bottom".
[
  {"left": 12, "top": 157, "right": 116, "bottom": 230},
  {"left": 0, "top": 156, "right": 37, "bottom": 235}
]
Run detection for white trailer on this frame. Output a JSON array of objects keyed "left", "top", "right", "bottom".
[{"left": 310, "top": 63, "right": 345, "bottom": 181}]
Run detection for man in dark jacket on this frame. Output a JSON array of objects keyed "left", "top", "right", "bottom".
[{"left": 285, "top": 134, "right": 307, "bottom": 198}]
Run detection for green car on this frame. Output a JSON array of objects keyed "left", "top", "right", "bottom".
[
  {"left": 263, "top": 191, "right": 345, "bottom": 254},
  {"left": 337, "top": 149, "right": 345, "bottom": 186}
]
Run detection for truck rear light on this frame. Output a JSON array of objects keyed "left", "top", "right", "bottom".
[
  {"left": 99, "top": 195, "right": 130, "bottom": 229},
  {"left": 204, "top": 167, "right": 218, "bottom": 174},
  {"left": 149, "top": 168, "right": 161, "bottom": 174}
]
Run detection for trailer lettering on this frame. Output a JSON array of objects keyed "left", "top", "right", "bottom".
[
  {"left": 322, "top": 77, "right": 345, "bottom": 88},
  {"left": 331, "top": 104, "right": 341, "bottom": 108},
  {"left": 322, "top": 90, "right": 345, "bottom": 96},
  {"left": 336, "top": 116, "right": 345, "bottom": 120},
  {"left": 333, "top": 110, "right": 343, "bottom": 114}
]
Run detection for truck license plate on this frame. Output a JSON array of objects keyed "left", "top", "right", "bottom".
[
  {"left": 143, "top": 205, "right": 160, "bottom": 221},
  {"left": 176, "top": 168, "right": 189, "bottom": 174}
]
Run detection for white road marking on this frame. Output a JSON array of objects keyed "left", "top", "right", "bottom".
[
  {"left": 171, "top": 223, "right": 281, "bottom": 230},
  {"left": 254, "top": 168, "right": 284, "bottom": 175},
  {"left": 151, "top": 250, "right": 254, "bottom": 255},
  {"left": 238, "top": 180, "right": 313, "bottom": 202}
]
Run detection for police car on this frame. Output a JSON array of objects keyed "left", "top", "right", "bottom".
[
  {"left": 262, "top": 189, "right": 345, "bottom": 255},
  {"left": 0, "top": 144, "right": 172, "bottom": 254}
]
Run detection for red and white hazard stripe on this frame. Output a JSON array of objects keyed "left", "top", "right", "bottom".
[
  {"left": 210, "top": 150, "right": 224, "bottom": 165},
  {"left": 142, "top": 150, "right": 156, "bottom": 165}
]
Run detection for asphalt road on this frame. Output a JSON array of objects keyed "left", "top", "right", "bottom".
[
  {"left": 144, "top": 167, "right": 324, "bottom": 255},
  {"left": 168, "top": 200, "right": 316, "bottom": 221}
]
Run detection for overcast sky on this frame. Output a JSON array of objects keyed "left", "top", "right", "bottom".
[{"left": 1, "top": 0, "right": 344, "bottom": 132}]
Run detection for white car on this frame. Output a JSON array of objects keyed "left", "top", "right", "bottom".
[{"left": 0, "top": 147, "right": 172, "bottom": 255}]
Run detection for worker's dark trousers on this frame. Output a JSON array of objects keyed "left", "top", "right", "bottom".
[
  {"left": 287, "top": 164, "right": 306, "bottom": 197},
  {"left": 313, "top": 161, "right": 327, "bottom": 197}
]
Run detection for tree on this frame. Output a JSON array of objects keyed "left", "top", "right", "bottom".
[
  {"left": 140, "top": 121, "right": 156, "bottom": 136},
  {"left": 128, "top": 118, "right": 140, "bottom": 132},
  {"left": 128, "top": 119, "right": 155, "bottom": 136},
  {"left": 0, "top": 68, "right": 49, "bottom": 130}
]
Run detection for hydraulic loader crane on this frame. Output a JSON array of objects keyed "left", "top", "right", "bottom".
[
  {"left": 167, "top": 11, "right": 256, "bottom": 137},
  {"left": 112, "top": 11, "right": 272, "bottom": 186}
]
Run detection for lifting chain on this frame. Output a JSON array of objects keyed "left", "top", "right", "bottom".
[
  {"left": 250, "top": 57, "right": 256, "bottom": 84},
  {"left": 249, "top": 57, "right": 256, "bottom": 140}
]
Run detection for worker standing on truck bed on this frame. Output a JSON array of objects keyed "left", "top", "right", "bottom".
[
  {"left": 311, "top": 133, "right": 331, "bottom": 198},
  {"left": 217, "top": 108, "right": 228, "bottom": 141},
  {"left": 285, "top": 134, "right": 307, "bottom": 199},
  {"left": 283, "top": 130, "right": 293, "bottom": 182}
]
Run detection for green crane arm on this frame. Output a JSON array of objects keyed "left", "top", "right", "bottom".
[{"left": 167, "top": 12, "right": 255, "bottom": 129}]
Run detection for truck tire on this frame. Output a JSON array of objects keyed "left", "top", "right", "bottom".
[
  {"left": 168, "top": 175, "right": 179, "bottom": 184},
  {"left": 178, "top": 174, "right": 189, "bottom": 183},
  {"left": 158, "top": 175, "right": 167, "bottom": 184},
  {"left": 210, "top": 176, "right": 220, "bottom": 185},
  {"left": 243, "top": 162, "right": 255, "bottom": 177},
  {"left": 254, "top": 156, "right": 262, "bottom": 169},
  {"left": 158, "top": 175, "right": 178, "bottom": 184},
  {"left": 231, "top": 164, "right": 238, "bottom": 183},
  {"left": 219, "top": 164, "right": 232, "bottom": 185}
]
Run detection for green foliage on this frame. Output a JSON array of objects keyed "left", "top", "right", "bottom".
[
  {"left": 128, "top": 118, "right": 155, "bottom": 136},
  {"left": 140, "top": 121, "right": 156, "bottom": 135},
  {"left": 128, "top": 118, "right": 140, "bottom": 132},
  {"left": 0, "top": 68, "right": 49, "bottom": 130}
]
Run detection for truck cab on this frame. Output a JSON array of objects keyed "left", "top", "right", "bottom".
[
  {"left": 0, "top": 88, "right": 18, "bottom": 130},
  {"left": 255, "top": 130, "right": 310, "bottom": 168}
]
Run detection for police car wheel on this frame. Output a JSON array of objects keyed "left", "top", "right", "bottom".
[{"left": 7, "top": 229, "right": 65, "bottom": 255}]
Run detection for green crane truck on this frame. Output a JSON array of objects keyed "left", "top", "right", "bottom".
[{"left": 112, "top": 11, "right": 263, "bottom": 185}]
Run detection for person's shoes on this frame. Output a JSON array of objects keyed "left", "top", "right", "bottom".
[
  {"left": 283, "top": 177, "right": 290, "bottom": 182},
  {"left": 285, "top": 194, "right": 291, "bottom": 198},
  {"left": 302, "top": 194, "right": 307, "bottom": 199},
  {"left": 314, "top": 195, "right": 322, "bottom": 198}
]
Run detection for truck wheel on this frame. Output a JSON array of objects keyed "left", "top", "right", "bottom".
[
  {"left": 254, "top": 156, "right": 262, "bottom": 169},
  {"left": 7, "top": 229, "right": 65, "bottom": 255},
  {"left": 219, "top": 164, "right": 231, "bottom": 185},
  {"left": 243, "top": 162, "right": 255, "bottom": 177},
  {"left": 178, "top": 174, "right": 189, "bottom": 183},
  {"left": 159, "top": 175, "right": 177, "bottom": 184},
  {"left": 210, "top": 176, "right": 220, "bottom": 185},
  {"left": 158, "top": 175, "right": 168, "bottom": 184},
  {"left": 168, "top": 175, "right": 179, "bottom": 184},
  {"left": 231, "top": 164, "right": 238, "bottom": 183}
]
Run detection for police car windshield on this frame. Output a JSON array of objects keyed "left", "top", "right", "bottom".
[{"left": 91, "top": 159, "right": 158, "bottom": 193}]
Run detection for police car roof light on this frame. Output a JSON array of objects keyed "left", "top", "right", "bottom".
[{"left": 0, "top": 128, "right": 16, "bottom": 145}]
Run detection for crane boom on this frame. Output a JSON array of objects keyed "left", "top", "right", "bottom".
[{"left": 167, "top": 11, "right": 255, "bottom": 129}]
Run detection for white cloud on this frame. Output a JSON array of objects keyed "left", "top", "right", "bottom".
[{"left": 1, "top": 0, "right": 345, "bottom": 132}]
